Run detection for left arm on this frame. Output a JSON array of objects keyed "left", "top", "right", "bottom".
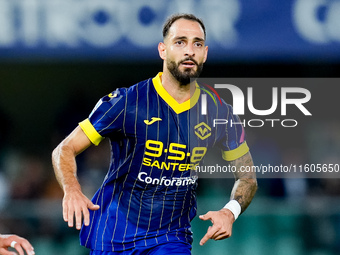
[
  {"left": 199, "top": 151, "right": 257, "bottom": 245},
  {"left": 229, "top": 151, "right": 257, "bottom": 213}
]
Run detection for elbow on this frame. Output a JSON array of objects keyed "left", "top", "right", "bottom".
[
  {"left": 51, "top": 140, "right": 73, "bottom": 163},
  {"left": 52, "top": 144, "right": 60, "bottom": 163},
  {"left": 249, "top": 177, "right": 258, "bottom": 197},
  {"left": 52, "top": 144, "right": 59, "bottom": 157},
  {"left": 252, "top": 177, "right": 258, "bottom": 192},
  {"left": 243, "top": 176, "right": 258, "bottom": 195},
  {"left": 244, "top": 176, "right": 257, "bottom": 189},
  {"left": 52, "top": 143, "right": 65, "bottom": 170},
  {"left": 52, "top": 141, "right": 66, "bottom": 159}
]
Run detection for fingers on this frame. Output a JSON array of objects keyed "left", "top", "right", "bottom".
[
  {"left": 199, "top": 211, "right": 215, "bottom": 246},
  {"left": 66, "top": 201, "right": 82, "bottom": 229},
  {"left": 210, "top": 227, "right": 231, "bottom": 241},
  {"left": 75, "top": 205, "right": 83, "bottom": 230},
  {"left": 199, "top": 210, "right": 233, "bottom": 246},
  {"left": 83, "top": 202, "right": 100, "bottom": 227},
  {"left": 63, "top": 194, "right": 100, "bottom": 230},
  {"left": 82, "top": 206, "right": 90, "bottom": 227},
  {"left": 0, "top": 247, "right": 16, "bottom": 255},
  {"left": 18, "top": 238, "right": 35, "bottom": 255},
  {"left": 0, "top": 235, "right": 35, "bottom": 255},
  {"left": 199, "top": 225, "right": 218, "bottom": 246},
  {"left": 12, "top": 242, "right": 25, "bottom": 255},
  {"left": 66, "top": 201, "right": 74, "bottom": 228},
  {"left": 200, "top": 224, "right": 232, "bottom": 245},
  {"left": 63, "top": 200, "right": 68, "bottom": 222},
  {"left": 13, "top": 242, "right": 35, "bottom": 255}
]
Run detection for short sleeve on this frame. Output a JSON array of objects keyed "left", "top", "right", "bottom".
[
  {"left": 79, "top": 88, "right": 126, "bottom": 145},
  {"left": 79, "top": 118, "right": 104, "bottom": 146},
  {"left": 216, "top": 104, "right": 249, "bottom": 161}
]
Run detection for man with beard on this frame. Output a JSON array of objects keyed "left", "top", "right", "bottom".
[{"left": 52, "top": 13, "right": 257, "bottom": 255}]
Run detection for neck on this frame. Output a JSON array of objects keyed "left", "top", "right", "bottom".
[{"left": 161, "top": 70, "right": 196, "bottom": 104}]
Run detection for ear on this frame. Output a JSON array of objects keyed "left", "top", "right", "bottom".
[
  {"left": 203, "top": 45, "right": 208, "bottom": 63},
  {"left": 158, "top": 42, "right": 166, "bottom": 60}
]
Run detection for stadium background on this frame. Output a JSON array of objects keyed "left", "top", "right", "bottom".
[{"left": 0, "top": 0, "right": 340, "bottom": 254}]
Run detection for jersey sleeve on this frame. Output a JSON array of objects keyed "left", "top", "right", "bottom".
[
  {"left": 79, "top": 88, "right": 126, "bottom": 146},
  {"left": 216, "top": 103, "right": 249, "bottom": 161}
]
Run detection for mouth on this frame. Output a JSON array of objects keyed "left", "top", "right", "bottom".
[{"left": 180, "top": 60, "right": 196, "bottom": 68}]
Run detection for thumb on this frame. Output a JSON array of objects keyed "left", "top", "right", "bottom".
[
  {"left": 199, "top": 212, "right": 212, "bottom": 221},
  {"left": 88, "top": 201, "right": 100, "bottom": 211}
]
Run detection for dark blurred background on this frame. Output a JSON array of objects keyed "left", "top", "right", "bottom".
[{"left": 1, "top": 1, "right": 340, "bottom": 254}]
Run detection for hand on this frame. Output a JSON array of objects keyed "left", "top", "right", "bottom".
[
  {"left": 199, "top": 208, "right": 235, "bottom": 246},
  {"left": 63, "top": 188, "right": 100, "bottom": 230},
  {"left": 0, "top": 234, "right": 34, "bottom": 255}
]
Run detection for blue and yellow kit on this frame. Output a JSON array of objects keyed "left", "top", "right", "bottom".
[{"left": 79, "top": 72, "right": 249, "bottom": 252}]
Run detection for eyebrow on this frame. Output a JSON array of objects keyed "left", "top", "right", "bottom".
[{"left": 173, "top": 36, "right": 205, "bottom": 42}]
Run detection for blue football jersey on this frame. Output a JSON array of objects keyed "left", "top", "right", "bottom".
[{"left": 79, "top": 72, "right": 249, "bottom": 252}]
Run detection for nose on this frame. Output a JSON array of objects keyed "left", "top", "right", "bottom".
[{"left": 184, "top": 43, "right": 195, "bottom": 57}]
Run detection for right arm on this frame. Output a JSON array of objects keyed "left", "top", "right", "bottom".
[{"left": 52, "top": 126, "right": 100, "bottom": 230}]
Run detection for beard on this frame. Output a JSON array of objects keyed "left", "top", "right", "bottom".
[{"left": 167, "top": 58, "right": 204, "bottom": 86}]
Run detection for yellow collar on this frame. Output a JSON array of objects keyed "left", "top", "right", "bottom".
[{"left": 152, "top": 72, "right": 200, "bottom": 114}]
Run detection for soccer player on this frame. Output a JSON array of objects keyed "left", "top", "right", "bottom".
[
  {"left": 52, "top": 13, "right": 257, "bottom": 254},
  {"left": 0, "top": 234, "right": 35, "bottom": 255}
]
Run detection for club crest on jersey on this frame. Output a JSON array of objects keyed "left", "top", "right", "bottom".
[{"left": 194, "top": 122, "right": 211, "bottom": 140}]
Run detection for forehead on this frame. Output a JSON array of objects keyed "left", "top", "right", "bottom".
[{"left": 167, "top": 18, "right": 205, "bottom": 40}]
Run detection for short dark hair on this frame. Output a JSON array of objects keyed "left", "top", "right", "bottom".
[{"left": 162, "top": 13, "right": 206, "bottom": 39}]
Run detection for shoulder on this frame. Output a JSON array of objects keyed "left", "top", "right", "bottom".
[
  {"left": 98, "top": 77, "right": 152, "bottom": 102},
  {"left": 197, "top": 83, "right": 234, "bottom": 115},
  {"left": 126, "top": 77, "right": 153, "bottom": 95}
]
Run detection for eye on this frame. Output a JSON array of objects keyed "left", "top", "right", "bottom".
[
  {"left": 194, "top": 42, "right": 203, "bottom": 47},
  {"left": 175, "top": 40, "right": 184, "bottom": 45}
]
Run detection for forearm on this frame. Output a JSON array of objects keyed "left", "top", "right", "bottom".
[
  {"left": 52, "top": 127, "right": 100, "bottom": 229},
  {"left": 52, "top": 126, "right": 93, "bottom": 194},
  {"left": 52, "top": 143, "right": 81, "bottom": 193},
  {"left": 229, "top": 151, "right": 257, "bottom": 213},
  {"left": 199, "top": 153, "right": 256, "bottom": 245}
]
